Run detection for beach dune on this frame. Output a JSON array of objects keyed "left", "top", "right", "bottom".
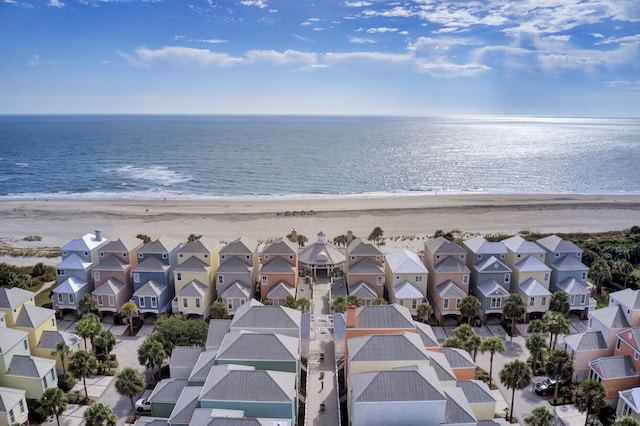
[{"left": 1, "top": 194, "right": 639, "bottom": 264}]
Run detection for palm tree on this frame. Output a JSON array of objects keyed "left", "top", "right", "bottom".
[
  {"left": 615, "top": 417, "right": 640, "bottom": 426},
  {"left": 346, "top": 295, "right": 362, "bottom": 308},
  {"left": 543, "top": 311, "right": 570, "bottom": 352},
  {"left": 37, "top": 387, "right": 68, "bottom": 426},
  {"left": 416, "top": 303, "right": 433, "bottom": 323},
  {"left": 115, "top": 367, "right": 145, "bottom": 415},
  {"left": 545, "top": 349, "right": 574, "bottom": 405},
  {"left": 75, "top": 313, "right": 102, "bottom": 354},
  {"left": 94, "top": 328, "right": 116, "bottom": 373},
  {"left": 331, "top": 296, "right": 346, "bottom": 313},
  {"left": 372, "top": 298, "right": 387, "bottom": 305},
  {"left": 137, "top": 335, "right": 166, "bottom": 384},
  {"left": 122, "top": 301, "right": 138, "bottom": 336},
  {"left": 297, "top": 297, "right": 310, "bottom": 313},
  {"left": 84, "top": 402, "right": 117, "bottom": 426},
  {"left": 210, "top": 300, "right": 229, "bottom": 319},
  {"left": 480, "top": 336, "right": 506, "bottom": 388},
  {"left": 284, "top": 295, "right": 298, "bottom": 309},
  {"left": 368, "top": 226, "right": 384, "bottom": 246},
  {"left": 502, "top": 294, "right": 525, "bottom": 342},
  {"left": 69, "top": 350, "right": 97, "bottom": 398},
  {"left": 78, "top": 293, "right": 98, "bottom": 315},
  {"left": 459, "top": 295, "right": 481, "bottom": 325},
  {"left": 499, "top": 359, "right": 532, "bottom": 423},
  {"left": 574, "top": 380, "right": 606, "bottom": 426},
  {"left": 51, "top": 341, "right": 71, "bottom": 377},
  {"left": 549, "top": 292, "right": 571, "bottom": 316},
  {"left": 527, "top": 319, "right": 546, "bottom": 334},
  {"left": 525, "top": 333, "right": 547, "bottom": 374},
  {"left": 589, "top": 258, "right": 612, "bottom": 296},
  {"left": 464, "top": 334, "right": 483, "bottom": 362},
  {"left": 524, "top": 406, "right": 555, "bottom": 426},
  {"left": 614, "top": 259, "right": 634, "bottom": 287}
]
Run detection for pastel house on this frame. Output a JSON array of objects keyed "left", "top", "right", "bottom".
[
  {"left": 132, "top": 237, "right": 182, "bottom": 318},
  {"left": 0, "top": 387, "right": 28, "bottom": 426},
  {"left": 173, "top": 238, "right": 220, "bottom": 317},
  {"left": 385, "top": 249, "right": 428, "bottom": 316},
  {"left": 229, "top": 299, "right": 301, "bottom": 339},
  {"left": 462, "top": 236, "right": 507, "bottom": 276},
  {"left": 344, "top": 304, "right": 416, "bottom": 340},
  {"left": 217, "top": 237, "right": 259, "bottom": 315},
  {"left": 610, "top": 289, "right": 640, "bottom": 327},
  {"left": 564, "top": 331, "right": 610, "bottom": 381},
  {"left": 215, "top": 331, "right": 299, "bottom": 373},
  {"left": 259, "top": 238, "right": 298, "bottom": 305},
  {"left": 12, "top": 305, "right": 57, "bottom": 354},
  {"left": 92, "top": 237, "right": 143, "bottom": 319},
  {"left": 617, "top": 388, "right": 640, "bottom": 422},
  {"left": 52, "top": 230, "right": 108, "bottom": 319},
  {"left": 345, "top": 239, "right": 385, "bottom": 299},
  {"left": 0, "top": 288, "right": 34, "bottom": 328},
  {"left": 517, "top": 277, "right": 552, "bottom": 322},
  {"left": 471, "top": 256, "right": 512, "bottom": 324}
]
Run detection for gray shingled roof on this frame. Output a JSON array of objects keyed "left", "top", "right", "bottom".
[
  {"left": 444, "top": 387, "right": 477, "bottom": 425},
  {"left": 619, "top": 388, "right": 640, "bottom": 413},
  {"left": 393, "top": 281, "right": 423, "bottom": 299},
  {"left": 589, "top": 305, "right": 630, "bottom": 329},
  {"left": 266, "top": 281, "right": 295, "bottom": 300},
  {"left": 537, "top": 235, "right": 582, "bottom": 254},
  {"left": 216, "top": 332, "right": 298, "bottom": 362},
  {"left": 177, "top": 280, "right": 207, "bottom": 298},
  {"left": 349, "top": 281, "right": 377, "bottom": 300},
  {"left": 0, "top": 328, "right": 28, "bottom": 354},
  {"left": 260, "top": 257, "right": 296, "bottom": 274},
  {"left": 437, "top": 280, "right": 467, "bottom": 298},
  {"left": 99, "top": 237, "right": 141, "bottom": 255},
  {"left": 148, "top": 378, "right": 188, "bottom": 403},
  {"left": 174, "top": 256, "right": 209, "bottom": 273},
  {"left": 56, "top": 253, "right": 92, "bottom": 270},
  {"left": 385, "top": 249, "right": 428, "bottom": 274},
  {"left": 414, "top": 321, "right": 439, "bottom": 348},
  {"left": 518, "top": 278, "right": 551, "bottom": 297},
  {"left": 440, "top": 347, "right": 475, "bottom": 369},
  {"left": 94, "top": 254, "right": 128, "bottom": 271},
  {"left": 217, "top": 256, "right": 252, "bottom": 273},
  {"left": 348, "top": 332, "right": 429, "bottom": 362},
  {"left": 133, "top": 256, "right": 171, "bottom": 273},
  {"left": 463, "top": 237, "right": 507, "bottom": 256},
  {"left": 515, "top": 256, "right": 551, "bottom": 273},
  {"left": 474, "top": 256, "right": 511, "bottom": 273},
  {"left": 92, "top": 278, "right": 126, "bottom": 296},
  {"left": 6, "top": 355, "right": 55, "bottom": 378},
  {"left": 555, "top": 277, "right": 590, "bottom": 295},
  {"left": 138, "top": 237, "right": 180, "bottom": 255},
  {"left": 178, "top": 237, "right": 217, "bottom": 256},
  {"left": 355, "top": 304, "right": 415, "bottom": 329},
  {"left": 220, "top": 237, "right": 258, "bottom": 256},
  {"left": 14, "top": 305, "right": 55, "bottom": 329},
  {"left": 611, "top": 289, "right": 640, "bottom": 310},
  {"left": 425, "top": 237, "right": 467, "bottom": 255},
  {"left": 427, "top": 351, "right": 458, "bottom": 383},
  {"left": 168, "top": 385, "right": 201, "bottom": 425},
  {"left": 170, "top": 346, "right": 204, "bottom": 370},
  {"left": 564, "top": 331, "right": 608, "bottom": 352},
  {"left": 38, "top": 330, "right": 80, "bottom": 350},
  {"left": 230, "top": 302, "right": 301, "bottom": 331},
  {"left": 0, "top": 287, "right": 33, "bottom": 310},
  {"left": 133, "top": 280, "right": 166, "bottom": 297},
  {"left": 434, "top": 256, "right": 470, "bottom": 274},
  {"left": 261, "top": 238, "right": 297, "bottom": 256},
  {"left": 200, "top": 365, "right": 296, "bottom": 403},
  {"left": 590, "top": 356, "right": 638, "bottom": 379},
  {"left": 476, "top": 280, "right": 510, "bottom": 298},
  {"left": 351, "top": 367, "right": 446, "bottom": 403},
  {"left": 456, "top": 380, "right": 495, "bottom": 404},
  {"left": 552, "top": 255, "right": 588, "bottom": 271},
  {"left": 188, "top": 351, "right": 218, "bottom": 384},
  {"left": 206, "top": 320, "right": 232, "bottom": 350},
  {"left": 348, "top": 257, "right": 384, "bottom": 275},
  {"left": 0, "top": 386, "right": 25, "bottom": 413},
  {"left": 220, "top": 281, "right": 251, "bottom": 299},
  {"left": 346, "top": 239, "right": 383, "bottom": 256},
  {"left": 502, "top": 236, "right": 546, "bottom": 255}
]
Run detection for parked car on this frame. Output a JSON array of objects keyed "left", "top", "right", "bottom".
[
  {"left": 135, "top": 397, "right": 151, "bottom": 413},
  {"left": 535, "top": 378, "right": 570, "bottom": 395}
]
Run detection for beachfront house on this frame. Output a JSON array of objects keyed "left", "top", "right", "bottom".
[
  {"left": 173, "top": 238, "right": 220, "bottom": 317},
  {"left": 0, "top": 288, "right": 34, "bottom": 328},
  {"left": 216, "top": 237, "right": 259, "bottom": 315},
  {"left": 259, "top": 238, "right": 298, "bottom": 305},
  {"left": 384, "top": 249, "right": 428, "bottom": 316},
  {"left": 343, "top": 304, "right": 416, "bottom": 340},
  {"left": 617, "top": 388, "right": 640, "bottom": 422},
  {"left": 610, "top": 289, "right": 640, "bottom": 327},
  {"left": 423, "top": 237, "right": 470, "bottom": 324},
  {"left": 345, "top": 239, "right": 385, "bottom": 300},
  {"left": 0, "top": 387, "right": 28, "bottom": 426},
  {"left": 502, "top": 236, "right": 549, "bottom": 284},
  {"left": 470, "top": 256, "right": 512, "bottom": 324},
  {"left": 297, "top": 230, "right": 346, "bottom": 279},
  {"left": 91, "top": 237, "right": 143, "bottom": 319},
  {"left": 12, "top": 305, "right": 57, "bottom": 354},
  {"left": 588, "top": 305, "right": 631, "bottom": 349},
  {"left": 33, "top": 330, "right": 81, "bottom": 373},
  {"left": 462, "top": 236, "right": 508, "bottom": 274},
  {"left": 517, "top": 278, "right": 552, "bottom": 322},
  {"left": 132, "top": 237, "right": 181, "bottom": 318},
  {"left": 52, "top": 230, "right": 108, "bottom": 319}
]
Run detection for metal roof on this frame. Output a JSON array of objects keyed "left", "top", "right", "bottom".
[
  {"left": 0, "top": 386, "right": 25, "bottom": 413},
  {"left": 200, "top": 364, "right": 296, "bottom": 403},
  {"left": 230, "top": 302, "right": 301, "bottom": 331},
  {"left": 261, "top": 238, "right": 297, "bottom": 256},
  {"left": 260, "top": 257, "right": 296, "bottom": 274},
  {"left": 133, "top": 280, "right": 167, "bottom": 297},
  {"left": 298, "top": 240, "right": 345, "bottom": 267},
  {"left": 6, "top": 354, "right": 55, "bottom": 378},
  {"left": 590, "top": 355, "right": 638, "bottom": 379},
  {"left": 177, "top": 280, "right": 208, "bottom": 298},
  {"left": 37, "top": 330, "right": 80, "bottom": 351},
  {"left": 170, "top": 346, "right": 204, "bottom": 370},
  {"left": 517, "top": 278, "right": 551, "bottom": 297},
  {"left": 463, "top": 237, "right": 507, "bottom": 256},
  {"left": 552, "top": 255, "right": 588, "bottom": 272},
  {"left": 178, "top": 237, "right": 218, "bottom": 256},
  {"left": 138, "top": 237, "right": 180, "bottom": 255},
  {"left": 133, "top": 256, "right": 171, "bottom": 273},
  {"left": 266, "top": 281, "right": 295, "bottom": 300},
  {"left": 220, "top": 237, "right": 258, "bottom": 256},
  {"left": 346, "top": 238, "right": 383, "bottom": 256},
  {"left": 476, "top": 279, "right": 510, "bottom": 298},
  {"left": 414, "top": 321, "right": 439, "bottom": 348},
  {"left": 514, "top": 256, "right": 551, "bottom": 273},
  {"left": 385, "top": 249, "right": 428, "bottom": 274},
  {"left": 92, "top": 278, "right": 126, "bottom": 296},
  {"left": 502, "top": 236, "right": 546, "bottom": 255},
  {"left": 425, "top": 237, "right": 467, "bottom": 255},
  {"left": 392, "top": 281, "right": 424, "bottom": 299},
  {"left": 427, "top": 351, "right": 458, "bottom": 383},
  {"left": 348, "top": 332, "right": 430, "bottom": 362},
  {"left": 14, "top": 305, "right": 55, "bottom": 329},
  {"left": 0, "top": 328, "right": 28, "bottom": 354},
  {"left": 555, "top": 277, "right": 590, "bottom": 295},
  {"left": 537, "top": 235, "right": 582, "bottom": 254},
  {"left": 56, "top": 253, "right": 92, "bottom": 270},
  {"left": 53, "top": 277, "right": 88, "bottom": 294},
  {"left": 351, "top": 366, "right": 446, "bottom": 403},
  {"left": 174, "top": 256, "right": 210, "bottom": 273},
  {"left": 99, "top": 237, "right": 141, "bottom": 255},
  {"left": 217, "top": 256, "right": 252, "bottom": 273},
  {"left": 474, "top": 256, "right": 511, "bottom": 273},
  {"left": 206, "top": 320, "right": 232, "bottom": 350},
  {"left": 355, "top": 304, "right": 415, "bottom": 329},
  {"left": 348, "top": 257, "right": 384, "bottom": 275},
  {"left": 440, "top": 347, "right": 475, "bottom": 369},
  {"left": 456, "top": 380, "right": 495, "bottom": 404},
  {"left": 589, "top": 305, "right": 630, "bottom": 329},
  {"left": 61, "top": 231, "right": 106, "bottom": 253},
  {"left": 611, "top": 289, "right": 640, "bottom": 310},
  {"left": 564, "top": 331, "right": 608, "bottom": 352},
  {"left": 188, "top": 351, "right": 218, "bottom": 384},
  {"left": 0, "top": 287, "right": 33, "bottom": 310},
  {"left": 220, "top": 281, "right": 251, "bottom": 299},
  {"left": 94, "top": 254, "right": 129, "bottom": 272},
  {"left": 168, "top": 385, "right": 201, "bottom": 425},
  {"left": 444, "top": 387, "right": 477, "bottom": 425},
  {"left": 217, "top": 332, "right": 298, "bottom": 362},
  {"left": 434, "top": 256, "right": 470, "bottom": 274},
  {"left": 349, "top": 281, "right": 377, "bottom": 300},
  {"left": 436, "top": 280, "right": 467, "bottom": 298},
  {"left": 149, "top": 378, "right": 189, "bottom": 403}
]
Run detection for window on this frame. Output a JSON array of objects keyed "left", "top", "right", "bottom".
[
  {"left": 19, "top": 400, "right": 24, "bottom": 413},
  {"left": 289, "top": 255, "right": 294, "bottom": 260},
  {"left": 555, "top": 253, "right": 560, "bottom": 257},
  {"left": 463, "top": 275, "right": 469, "bottom": 284},
  {"left": 436, "top": 255, "right": 441, "bottom": 260},
  {"left": 221, "top": 254, "right": 226, "bottom": 260},
  {"left": 227, "top": 299, "right": 233, "bottom": 309},
  {"left": 246, "top": 255, "right": 250, "bottom": 260},
  {"left": 179, "top": 253, "right": 184, "bottom": 258},
  {"left": 530, "top": 297, "right": 535, "bottom": 306},
  {"left": 204, "top": 254, "right": 208, "bottom": 259},
  {"left": 581, "top": 294, "right": 587, "bottom": 305},
  {"left": 69, "top": 294, "right": 74, "bottom": 304},
  {"left": 588, "top": 318, "right": 592, "bottom": 328},
  {"left": 443, "top": 299, "right": 449, "bottom": 309},
  {"left": 84, "top": 251, "right": 88, "bottom": 256},
  {"left": 412, "top": 299, "right": 417, "bottom": 309},
  {"left": 97, "top": 295, "right": 103, "bottom": 306},
  {"left": 544, "top": 273, "right": 549, "bottom": 282},
  {"left": 51, "top": 318, "right": 55, "bottom": 327},
  {"left": 56, "top": 269, "right": 65, "bottom": 276},
  {"left": 456, "top": 298, "right": 461, "bottom": 308},
  {"left": 541, "top": 296, "right": 546, "bottom": 306},
  {"left": 622, "top": 403, "right": 632, "bottom": 417},
  {"left": 377, "top": 276, "right": 383, "bottom": 285},
  {"left": 505, "top": 274, "right": 510, "bottom": 284},
  {"left": 23, "top": 339, "right": 28, "bottom": 351},
  {"left": 195, "top": 298, "right": 201, "bottom": 308},
  {"left": 399, "top": 300, "right": 404, "bottom": 306},
  {"left": 151, "top": 297, "right": 157, "bottom": 308},
  {"left": 177, "top": 273, "right": 182, "bottom": 281},
  {"left": 123, "top": 252, "right": 127, "bottom": 257},
  {"left": 581, "top": 271, "right": 587, "bottom": 281},
  {"left": 162, "top": 253, "right": 168, "bottom": 259},
  {"left": 396, "top": 276, "right": 400, "bottom": 281},
  {"left": 416, "top": 276, "right": 423, "bottom": 282},
  {"left": 9, "top": 410, "right": 14, "bottom": 424},
  {"left": 183, "top": 298, "right": 188, "bottom": 308},
  {"left": 134, "top": 273, "right": 140, "bottom": 283},
  {"left": 262, "top": 276, "right": 267, "bottom": 285},
  {"left": 94, "top": 271, "right": 100, "bottom": 281},
  {"left": 477, "top": 254, "right": 482, "bottom": 260},
  {"left": 51, "top": 368, "right": 56, "bottom": 381},
  {"left": 491, "top": 298, "right": 502, "bottom": 308},
  {"left": 617, "top": 338, "right": 622, "bottom": 350},
  {"left": 376, "top": 255, "right": 381, "bottom": 261},
  {"left": 108, "top": 295, "right": 115, "bottom": 306},
  {"left": 240, "top": 299, "right": 245, "bottom": 305},
  {"left": 62, "top": 251, "right": 67, "bottom": 256},
  {"left": 57, "top": 293, "right": 63, "bottom": 303},
  {"left": 43, "top": 376, "right": 48, "bottom": 388},
  {"left": 635, "top": 352, "right": 639, "bottom": 362},
  {"left": 100, "top": 252, "right": 104, "bottom": 257},
  {"left": 138, "top": 253, "right": 143, "bottom": 259},
  {"left": 350, "top": 255, "right": 356, "bottom": 261},
  {"left": 570, "top": 295, "right": 575, "bottom": 305},
  {"left": 264, "top": 255, "right": 270, "bottom": 260},
  {"left": 218, "top": 275, "right": 224, "bottom": 285},
  {"left": 139, "top": 297, "right": 145, "bottom": 308},
  {"left": 461, "top": 254, "right": 465, "bottom": 259}
]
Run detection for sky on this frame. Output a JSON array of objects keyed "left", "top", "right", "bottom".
[{"left": 0, "top": 0, "right": 639, "bottom": 116}]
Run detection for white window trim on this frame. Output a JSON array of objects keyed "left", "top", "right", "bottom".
[
  {"left": 139, "top": 297, "right": 145, "bottom": 308},
  {"left": 97, "top": 295, "right": 103, "bottom": 306},
  {"left": 151, "top": 297, "right": 157, "bottom": 308}
]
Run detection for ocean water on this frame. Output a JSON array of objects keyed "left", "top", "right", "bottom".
[{"left": 0, "top": 115, "right": 638, "bottom": 200}]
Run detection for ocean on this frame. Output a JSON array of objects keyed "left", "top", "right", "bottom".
[{"left": 1, "top": 115, "right": 638, "bottom": 200}]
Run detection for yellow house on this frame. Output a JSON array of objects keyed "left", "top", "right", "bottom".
[
  {"left": 12, "top": 305, "right": 57, "bottom": 352},
  {"left": 0, "top": 387, "right": 28, "bottom": 426},
  {"left": 32, "top": 330, "right": 82, "bottom": 373},
  {"left": 517, "top": 278, "right": 552, "bottom": 321},
  {"left": 0, "top": 288, "right": 35, "bottom": 328},
  {"left": 174, "top": 238, "right": 220, "bottom": 317}
]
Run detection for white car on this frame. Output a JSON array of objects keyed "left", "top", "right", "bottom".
[{"left": 135, "top": 397, "right": 151, "bottom": 413}]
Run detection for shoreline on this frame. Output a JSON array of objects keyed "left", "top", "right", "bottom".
[{"left": 1, "top": 193, "right": 639, "bottom": 266}]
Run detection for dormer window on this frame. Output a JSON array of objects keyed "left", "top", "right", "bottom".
[
  {"left": 94, "top": 271, "right": 100, "bottom": 281},
  {"left": 463, "top": 275, "right": 468, "bottom": 284}
]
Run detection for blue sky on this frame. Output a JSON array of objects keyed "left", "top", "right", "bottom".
[{"left": 1, "top": 0, "right": 639, "bottom": 116}]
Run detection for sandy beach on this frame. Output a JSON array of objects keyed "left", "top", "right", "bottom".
[{"left": 1, "top": 193, "right": 639, "bottom": 265}]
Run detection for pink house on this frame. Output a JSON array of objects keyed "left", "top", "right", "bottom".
[{"left": 259, "top": 238, "right": 298, "bottom": 305}]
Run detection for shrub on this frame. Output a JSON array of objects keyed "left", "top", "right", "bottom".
[{"left": 58, "top": 374, "right": 75, "bottom": 392}]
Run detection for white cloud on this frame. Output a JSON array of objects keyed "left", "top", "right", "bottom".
[
  {"left": 198, "top": 39, "right": 227, "bottom": 44},
  {"left": 415, "top": 61, "right": 490, "bottom": 77},
  {"left": 323, "top": 51, "right": 412, "bottom": 65},
  {"left": 591, "top": 33, "right": 605, "bottom": 38},
  {"left": 48, "top": 0, "right": 64, "bottom": 7},
  {"left": 240, "top": 0, "right": 267, "bottom": 9},
  {"left": 366, "top": 27, "right": 399, "bottom": 34},
  {"left": 245, "top": 49, "right": 319, "bottom": 68},
  {"left": 545, "top": 35, "right": 572, "bottom": 42},
  {"left": 605, "top": 80, "right": 640, "bottom": 90},
  {"left": 348, "top": 35, "right": 376, "bottom": 44},
  {"left": 363, "top": 6, "right": 413, "bottom": 18},
  {"left": 343, "top": 1, "right": 372, "bottom": 7},
  {"left": 597, "top": 34, "right": 640, "bottom": 45},
  {"left": 27, "top": 55, "right": 40, "bottom": 67},
  {"left": 121, "top": 46, "right": 243, "bottom": 68}
]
